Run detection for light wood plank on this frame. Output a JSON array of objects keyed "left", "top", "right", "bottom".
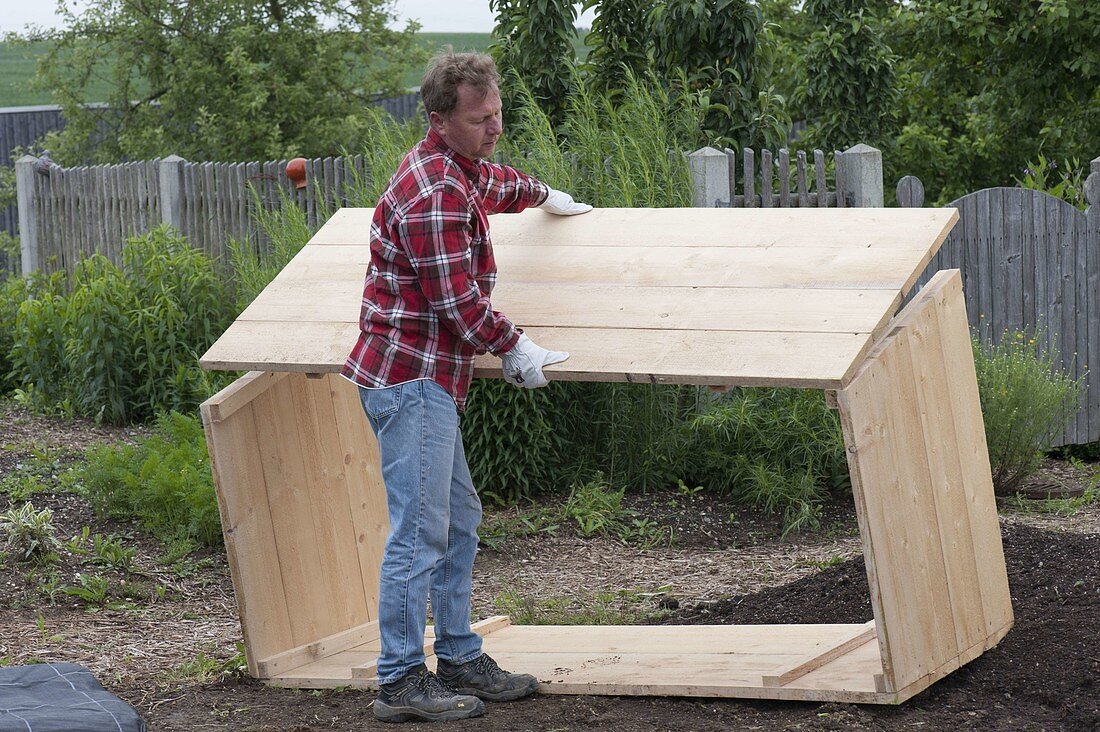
[
  {"left": 256, "top": 620, "right": 380, "bottom": 678},
  {"left": 931, "top": 275, "right": 1014, "bottom": 635},
  {"left": 202, "top": 371, "right": 288, "bottom": 423},
  {"left": 250, "top": 377, "right": 336, "bottom": 646},
  {"left": 903, "top": 276, "right": 988, "bottom": 654},
  {"left": 240, "top": 280, "right": 901, "bottom": 337},
  {"left": 326, "top": 375, "right": 388, "bottom": 621},
  {"left": 763, "top": 621, "right": 876, "bottom": 687},
  {"left": 199, "top": 395, "right": 295, "bottom": 674},
  {"left": 291, "top": 374, "right": 370, "bottom": 631},
  {"left": 308, "top": 207, "right": 958, "bottom": 251},
  {"left": 203, "top": 322, "right": 872, "bottom": 389},
  {"left": 271, "top": 241, "right": 944, "bottom": 293}
]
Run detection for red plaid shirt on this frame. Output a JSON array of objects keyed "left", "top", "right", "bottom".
[{"left": 341, "top": 128, "right": 549, "bottom": 411}]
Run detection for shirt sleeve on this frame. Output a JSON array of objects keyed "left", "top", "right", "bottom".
[
  {"left": 476, "top": 161, "right": 550, "bottom": 214},
  {"left": 398, "top": 183, "right": 519, "bottom": 355}
]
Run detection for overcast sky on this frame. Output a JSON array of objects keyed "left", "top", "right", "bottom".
[{"left": 0, "top": 1, "right": 596, "bottom": 35}]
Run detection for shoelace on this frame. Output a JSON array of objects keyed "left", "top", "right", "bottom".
[
  {"left": 470, "top": 653, "right": 507, "bottom": 680},
  {"left": 413, "top": 669, "right": 453, "bottom": 699}
]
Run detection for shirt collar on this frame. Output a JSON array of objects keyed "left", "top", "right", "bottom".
[{"left": 424, "top": 127, "right": 482, "bottom": 180}]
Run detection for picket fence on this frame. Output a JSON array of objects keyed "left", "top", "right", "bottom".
[
  {"left": 899, "top": 159, "right": 1100, "bottom": 446},
  {"left": 14, "top": 144, "right": 878, "bottom": 277}
]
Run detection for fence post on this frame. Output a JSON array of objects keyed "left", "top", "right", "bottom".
[
  {"left": 1091, "top": 155, "right": 1100, "bottom": 176},
  {"left": 840, "top": 144, "right": 884, "bottom": 207},
  {"left": 158, "top": 154, "right": 186, "bottom": 231},
  {"left": 896, "top": 175, "right": 925, "bottom": 208},
  {"left": 15, "top": 154, "right": 39, "bottom": 274},
  {"left": 688, "top": 147, "right": 730, "bottom": 207}
]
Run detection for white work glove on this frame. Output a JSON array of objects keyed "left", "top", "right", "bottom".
[
  {"left": 500, "top": 334, "right": 569, "bottom": 388},
  {"left": 539, "top": 187, "right": 593, "bottom": 216}
]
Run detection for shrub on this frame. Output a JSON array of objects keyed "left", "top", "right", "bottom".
[
  {"left": 0, "top": 502, "right": 62, "bottom": 562},
  {"left": 76, "top": 411, "right": 222, "bottom": 547},
  {"left": 7, "top": 227, "right": 235, "bottom": 423},
  {"left": 973, "top": 330, "right": 1080, "bottom": 495}
]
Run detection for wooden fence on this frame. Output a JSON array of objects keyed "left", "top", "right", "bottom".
[
  {"left": 19, "top": 155, "right": 370, "bottom": 276},
  {"left": 15, "top": 143, "right": 881, "bottom": 277},
  {"left": 0, "top": 92, "right": 424, "bottom": 274},
  {"left": 899, "top": 159, "right": 1100, "bottom": 446},
  {"left": 686, "top": 143, "right": 882, "bottom": 208}
]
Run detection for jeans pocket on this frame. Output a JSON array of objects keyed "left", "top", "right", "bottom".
[{"left": 360, "top": 383, "right": 402, "bottom": 420}]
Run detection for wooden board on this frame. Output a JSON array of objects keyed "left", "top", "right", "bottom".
[
  {"left": 265, "top": 623, "right": 908, "bottom": 704},
  {"left": 202, "top": 208, "right": 957, "bottom": 380},
  {"left": 310, "top": 207, "right": 957, "bottom": 252},
  {"left": 200, "top": 372, "right": 389, "bottom": 672},
  {"left": 202, "top": 321, "right": 874, "bottom": 389},
  {"left": 838, "top": 270, "right": 1013, "bottom": 692}
]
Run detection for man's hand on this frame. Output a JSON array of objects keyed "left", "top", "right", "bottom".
[
  {"left": 539, "top": 188, "right": 593, "bottom": 216},
  {"left": 501, "top": 334, "right": 569, "bottom": 388}
]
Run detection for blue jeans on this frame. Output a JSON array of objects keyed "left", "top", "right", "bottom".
[{"left": 358, "top": 379, "right": 484, "bottom": 684}]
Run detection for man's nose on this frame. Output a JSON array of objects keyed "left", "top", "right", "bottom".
[{"left": 488, "top": 117, "right": 502, "bottom": 136}]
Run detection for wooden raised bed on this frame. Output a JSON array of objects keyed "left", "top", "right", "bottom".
[{"left": 199, "top": 207, "right": 1012, "bottom": 704}]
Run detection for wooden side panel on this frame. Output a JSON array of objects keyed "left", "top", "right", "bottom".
[
  {"left": 201, "top": 373, "right": 295, "bottom": 673},
  {"left": 838, "top": 270, "right": 1012, "bottom": 692},
  {"left": 203, "top": 371, "right": 389, "bottom": 671}
]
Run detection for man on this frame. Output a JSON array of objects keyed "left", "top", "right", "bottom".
[{"left": 341, "top": 51, "right": 592, "bottom": 723}]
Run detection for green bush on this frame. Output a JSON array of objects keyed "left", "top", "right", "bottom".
[
  {"left": 7, "top": 227, "right": 235, "bottom": 423},
  {"left": 76, "top": 411, "right": 221, "bottom": 547},
  {"left": 973, "top": 331, "right": 1080, "bottom": 495}
]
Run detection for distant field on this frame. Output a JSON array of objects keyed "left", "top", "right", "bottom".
[{"left": 0, "top": 33, "right": 588, "bottom": 108}]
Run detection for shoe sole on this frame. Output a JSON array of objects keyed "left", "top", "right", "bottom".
[
  {"left": 452, "top": 678, "right": 540, "bottom": 702},
  {"left": 373, "top": 700, "right": 485, "bottom": 723}
]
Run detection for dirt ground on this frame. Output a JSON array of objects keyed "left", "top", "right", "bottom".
[{"left": 1, "top": 404, "right": 1098, "bottom": 731}]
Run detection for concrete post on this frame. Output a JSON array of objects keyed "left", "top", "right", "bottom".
[
  {"left": 1090, "top": 155, "right": 1100, "bottom": 176},
  {"left": 688, "top": 147, "right": 730, "bottom": 207},
  {"left": 157, "top": 154, "right": 186, "bottom": 231},
  {"left": 841, "top": 144, "right": 884, "bottom": 208},
  {"left": 15, "top": 154, "right": 39, "bottom": 275}
]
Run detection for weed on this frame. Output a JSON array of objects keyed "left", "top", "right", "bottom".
[
  {"left": 168, "top": 644, "right": 248, "bottom": 683},
  {"left": 0, "top": 502, "right": 62, "bottom": 562},
  {"left": 88, "top": 534, "right": 135, "bottom": 572},
  {"left": 479, "top": 507, "right": 559, "bottom": 552},
  {"left": 61, "top": 573, "right": 111, "bottom": 604},
  {"left": 35, "top": 613, "right": 62, "bottom": 643},
  {"left": 562, "top": 475, "right": 626, "bottom": 537}
]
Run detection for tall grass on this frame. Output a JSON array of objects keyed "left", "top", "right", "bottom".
[{"left": 501, "top": 71, "right": 695, "bottom": 207}]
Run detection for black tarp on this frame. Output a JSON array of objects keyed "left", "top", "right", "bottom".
[{"left": 0, "top": 663, "right": 146, "bottom": 732}]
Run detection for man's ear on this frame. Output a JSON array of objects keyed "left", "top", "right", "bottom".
[{"left": 428, "top": 111, "right": 445, "bottom": 132}]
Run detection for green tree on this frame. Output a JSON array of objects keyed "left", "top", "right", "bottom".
[
  {"left": 799, "top": 0, "right": 898, "bottom": 151},
  {"left": 489, "top": 0, "right": 578, "bottom": 124},
  {"left": 582, "top": 0, "right": 652, "bottom": 93},
  {"left": 889, "top": 0, "right": 1100, "bottom": 204},
  {"left": 21, "top": 0, "right": 426, "bottom": 164}
]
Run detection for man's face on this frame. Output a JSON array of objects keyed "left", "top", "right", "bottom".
[{"left": 430, "top": 83, "right": 503, "bottom": 160}]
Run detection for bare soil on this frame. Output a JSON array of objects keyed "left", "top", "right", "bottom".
[{"left": 1, "top": 403, "right": 1098, "bottom": 731}]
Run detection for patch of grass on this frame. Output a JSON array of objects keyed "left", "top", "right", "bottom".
[
  {"left": 0, "top": 445, "right": 71, "bottom": 502},
  {"left": 494, "top": 587, "right": 673, "bottom": 626},
  {"left": 166, "top": 644, "right": 248, "bottom": 683},
  {"left": 479, "top": 507, "right": 559, "bottom": 552},
  {"left": 480, "top": 476, "right": 672, "bottom": 550}
]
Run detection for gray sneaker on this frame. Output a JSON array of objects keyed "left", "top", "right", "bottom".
[
  {"left": 373, "top": 664, "right": 484, "bottom": 723},
  {"left": 436, "top": 653, "right": 539, "bottom": 702}
]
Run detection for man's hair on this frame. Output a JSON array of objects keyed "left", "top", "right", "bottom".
[{"left": 420, "top": 50, "right": 500, "bottom": 118}]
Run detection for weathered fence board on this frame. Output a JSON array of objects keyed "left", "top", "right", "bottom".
[{"left": 901, "top": 173, "right": 1100, "bottom": 445}]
